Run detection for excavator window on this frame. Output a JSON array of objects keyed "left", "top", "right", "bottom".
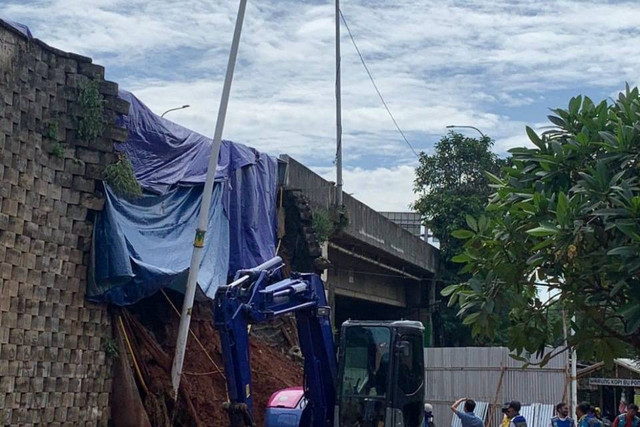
[
  {"left": 341, "top": 326, "right": 391, "bottom": 398},
  {"left": 394, "top": 333, "right": 425, "bottom": 427},
  {"left": 396, "top": 335, "right": 423, "bottom": 396},
  {"left": 338, "top": 325, "right": 391, "bottom": 426}
]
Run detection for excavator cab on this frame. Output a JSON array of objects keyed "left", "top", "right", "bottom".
[{"left": 335, "top": 320, "right": 425, "bottom": 427}]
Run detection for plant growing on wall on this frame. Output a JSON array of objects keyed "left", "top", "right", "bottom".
[
  {"left": 312, "top": 209, "right": 334, "bottom": 244},
  {"left": 311, "top": 207, "right": 350, "bottom": 244},
  {"left": 102, "top": 336, "right": 119, "bottom": 359},
  {"left": 44, "top": 119, "right": 65, "bottom": 158},
  {"left": 46, "top": 120, "right": 59, "bottom": 140},
  {"left": 77, "top": 80, "right": 105, "bottom": 143},
  {"left": 51, "top": 143, "right": 65, "bottom": 158},
  {"left": 77, "top": 79, "right": 142, "bottom": 198},
  {"left": 104, "top": 153, "right": 143, "bottom": 199}
]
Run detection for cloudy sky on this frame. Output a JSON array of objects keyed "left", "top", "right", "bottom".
[{"left": 3, "top": 0, "right": 640, "bottom": 211}]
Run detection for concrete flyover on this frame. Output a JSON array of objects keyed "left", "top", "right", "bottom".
[{"left": 279, "top": 155, "right": 440, "bottom": 343}]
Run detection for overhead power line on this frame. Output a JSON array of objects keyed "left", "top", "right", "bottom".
[{"left": 339, "top": 9, "right": 420, "bottom": 159}]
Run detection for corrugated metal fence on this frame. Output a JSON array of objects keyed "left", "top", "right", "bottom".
[{"left": 425, "top": 347, "right": 568, "bottom": 427}]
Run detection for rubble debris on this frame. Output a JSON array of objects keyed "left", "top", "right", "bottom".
[{"left": 113, "top": 291, "right": 302, "bottom": 427}]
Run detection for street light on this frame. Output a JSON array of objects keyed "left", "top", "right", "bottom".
[
  {"left": 160, "top": 104, "right": 190, "bottom": 118},
  {"left": 446, "top": 125, "right": 486, "bottom": 139}
]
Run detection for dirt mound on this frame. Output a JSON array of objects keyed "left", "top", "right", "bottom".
[{"left": 118, "top": 290, "right": 302, "bottom": 426}]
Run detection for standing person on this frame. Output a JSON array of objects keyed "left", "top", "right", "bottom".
[
  {"left": 588, "top": 406, "right": 604, "bottom": 427},
  {"left": 424, "top": 403, "right": 435, "bottom": 427},
  {"left": 451, "top": 398, "right": 484, "bottom": 427},
  {"left": 612, "top": 404, "right": 639, "bottom": 427},
  {"left": 551, "top": 402, "right": 576, "bottom": 427},
  {"left": 503, "top": 401, "right": 527, "bottom": 427},
  {"left": 577, "top": 403, "right": 590, "bottom": 427},
  {"left": 577, "top": 402, "right": 603, "bottom": 427}
]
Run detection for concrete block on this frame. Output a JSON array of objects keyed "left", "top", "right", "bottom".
[
  {"left": 0, "top": 376, "right": 14, "bottom": 393},
  {"left": 78, "top": 63, "right": 104, "bottom": 79},
  {"left": 0, "top": 231, "right": 15, "bottom": 248},
  {"left": 66, "top": 204, "right": 87, "bottom": 221},
  {"left": 22, "top": 252, "right": 37, "bottom": 269},
  {"left": 84, "top": 164, "right": 105, "bottom": 180},
  {"left": 71, "top": 175, "right": 95, "bottom": 193},
  {"left": 0, "top": 263, "right": 12, "bottom": 280},
  {"left": 75, "top": 147, "right": 100, "bottom": 164},
  {"left": 71, "top": 221, "right": 92, "bottom": 237},
  {"left": 5, "top": 248, "right": 21, "bottom": 266}
]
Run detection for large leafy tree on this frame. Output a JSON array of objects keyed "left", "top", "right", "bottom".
[
  {"left": 414, "top": 132, "right": 504, "bottom": 261},
  {"left": 413, "top": 132, "right": 506, "bottom": 345},
  {"left": 445, "top": 86, "right": 640, "bottom": 362}
]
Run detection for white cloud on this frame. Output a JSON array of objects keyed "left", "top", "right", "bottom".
[
  {"left": 314, "top": 164, "right": 417, "bottom": 212},
  {"left": 4, "top": 0, "right": 640, "bottom": 210}
]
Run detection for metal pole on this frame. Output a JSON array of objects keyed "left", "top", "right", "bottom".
[
  {"left": 571, "top": 315, "right": 578, "bottom": 417},
  {"left": 335, "top": 0, "right": 343, "bottom": 207},
  {"left": 562, "top": 310, "right": 570, "bottom": 402},
  {"left": 170, "top": 0, "right": 248, "bottom": 400}
]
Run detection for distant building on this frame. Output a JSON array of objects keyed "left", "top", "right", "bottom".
[
  {"left": 379, "top": 211, "right": 440, "bottom": 247},
  {"left": 577, "top": 358, "right": 640, "bottom": 419},
  {"left": 379, "top": 212, "right": 422, "bottom": 237}
]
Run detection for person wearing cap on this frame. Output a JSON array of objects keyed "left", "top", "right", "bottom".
[
  {"left": 451, "top": 397, "right": 484, "bottom": 427},
  {"left": 612, "top": 404, "right": 639, "bottom": 427},
  {"left": 503, "top": 401, "right": 527, "bottom": 427},
  {"left": 594, "top": 407, "right": 609, "bottom": 427},
  {"left": 595, "top": 408, "right": 602, "bottom": 420},
  {"left": 588, "top": 405, "right": 604, "bottom": 427},
  {"left": 551, "top": 402, "right": 576, "bottom": 427}
]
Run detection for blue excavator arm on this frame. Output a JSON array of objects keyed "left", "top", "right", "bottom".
[{"left": 213, "top": 256, "right": 337, "bottom": 427}]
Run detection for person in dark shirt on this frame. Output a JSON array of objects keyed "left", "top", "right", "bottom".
[{"left": 504, "top": 401, "right": 527, "bottom": 427}]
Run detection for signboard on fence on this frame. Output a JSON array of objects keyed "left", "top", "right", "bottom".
[{"left": 589, "top": 378, "right": 640, "bottom": 387}]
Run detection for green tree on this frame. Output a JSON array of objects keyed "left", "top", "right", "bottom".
[
  {"left": 413, "top": 131, "right": 506, "bottom": 346},
  {"left": 445, "top": 86, "right": 640, "bottom": 363}
]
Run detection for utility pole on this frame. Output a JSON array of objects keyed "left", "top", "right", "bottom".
[
  {"left": 571, "top": 315, "right": 577, "bottom": 418},
  {"left": 335, "top": 0, "right": 343, "bottom": 207},
  {"left": 170, "top": 0, "right": 248, "bottom": 400},
  {"left": 563, "top": 310, "right": 578, "bottom": 417}
]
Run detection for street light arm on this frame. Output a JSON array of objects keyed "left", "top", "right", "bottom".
[
  {"left": 446, "top": 125, "right": 486, "bottom": 139},
  {"left": 161, "top": 104, "right": 190, "bottom": 118}
]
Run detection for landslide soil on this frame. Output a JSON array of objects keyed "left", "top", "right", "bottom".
[{"left": 129, "top": 291, "right": 302, "bottom": 427}]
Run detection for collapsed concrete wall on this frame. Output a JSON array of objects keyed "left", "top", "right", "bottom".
[{"left": 0, "top": 21, "right": 129, "bottom": 425}]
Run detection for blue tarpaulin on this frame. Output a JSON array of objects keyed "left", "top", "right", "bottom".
[
  {"left": 88, "top": 91, "right": 278, "bottom": 305},
  {"left": 114, "top": 91, "right": 250, "bottom": 195},
  {"left": 89, "top": 184, "right": 229, "bottom": 304},
  {"left": 1, "top": 18, "right": 33, "bottom": 39}
]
